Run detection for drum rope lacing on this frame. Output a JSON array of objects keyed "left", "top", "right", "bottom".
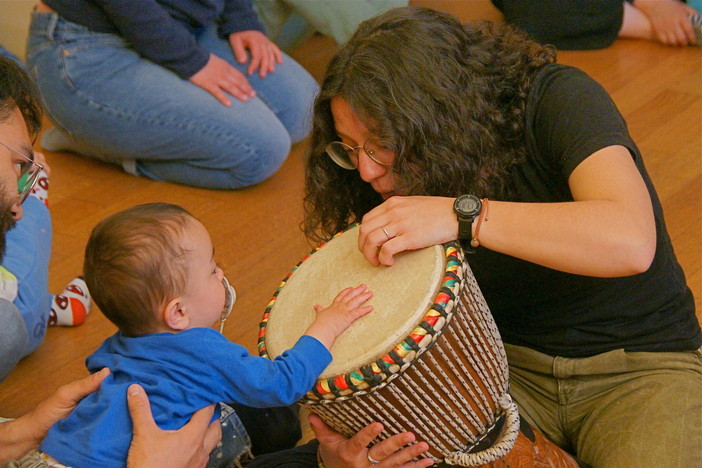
[
  {"left": 308, "top": 288, "right": 522, "bottom": 465},
  {"left": 326, "top": 268, "right": 519, "bottom": 464},
  {"left": 444, "top": 394, "right": 520, "bottom": 466},
  {"left": 260, "top": 231, "right": 520, "bottom": 466},
  {"left": 436, "top": 324, "right": 494, "bottom": 421},
  {"left": 413, "top": 359, "right": 484, "bottom": 441}
]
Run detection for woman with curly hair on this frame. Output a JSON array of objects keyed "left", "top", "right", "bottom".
[{"left": 298, "top": 6, "right": 701, "bottom": 468}]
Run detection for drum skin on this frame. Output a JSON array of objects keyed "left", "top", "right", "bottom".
[{"left": 261, "top": 225, "right": 446, "bottom": 381}]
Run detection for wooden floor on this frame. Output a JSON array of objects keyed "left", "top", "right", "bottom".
[{"left": 1, "top": 2, "right": 700, "bottom": 421}]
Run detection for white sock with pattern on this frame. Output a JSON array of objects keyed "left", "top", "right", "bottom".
[{"left": 49, "top": 276, "right": 91, "bottom": 326}]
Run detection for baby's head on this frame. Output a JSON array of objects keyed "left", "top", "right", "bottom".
[{"left": 85, "top": 203, "right": 230, "bottom": 336}]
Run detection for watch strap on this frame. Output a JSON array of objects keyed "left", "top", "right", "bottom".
[
  {"left": 454, "top": 194, "right": 482, "bottom": 254},
  {"left": 457, "top": 215, "right": 473, "bottom": 243}
]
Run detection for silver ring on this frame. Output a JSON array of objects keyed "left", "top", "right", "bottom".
[
  {"left": 381, "top": 226, "right": 392, "bottom": 240},
  {"left": 367, "top": 452, "right": 381, "bottom": 464}
]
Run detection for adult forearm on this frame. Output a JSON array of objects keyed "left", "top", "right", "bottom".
[
  {"left": 474, "top": 145, "right": 656, "bottom": 277},
  {"left": 362, "top": 193, "right": 655, "bottom": 277},
  {"left": 478, "top": 199, "right": 655, "bottom": 277}
]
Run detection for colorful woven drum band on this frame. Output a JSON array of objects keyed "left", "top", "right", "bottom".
[{"left": 258, "top": 228, "right": 463, "bottom": 401}]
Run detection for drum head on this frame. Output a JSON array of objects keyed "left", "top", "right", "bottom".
[{"left": 264, "top": 225, "right": 445, "bottom": 379}]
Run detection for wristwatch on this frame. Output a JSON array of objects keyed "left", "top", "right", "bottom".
[{"left": 453, "top": 194, "right": 482, "bottom": 253}]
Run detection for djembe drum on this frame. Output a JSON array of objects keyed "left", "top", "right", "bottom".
[{"left": 259, "top": 226, "right": 581, "bottom": 467}]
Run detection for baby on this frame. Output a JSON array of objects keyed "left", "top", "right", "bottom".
[{"left": 38, "top": 203, "right": 373, "bottom": 468}]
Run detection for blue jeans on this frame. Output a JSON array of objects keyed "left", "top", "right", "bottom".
[
  {"left": 27, "top": 12, "right": 319, "bottom": 189},
  {"left": 0, "top": 197, "right": 52, "bottom": 382},
  {"left": 207, "top": 403, "right": 253, "bottom": 468}
]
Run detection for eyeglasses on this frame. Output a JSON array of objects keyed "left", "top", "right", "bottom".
[
  {"left": 0, "top": 141, "right": 44, "bottom": 203},
  {"left": 325, "top": 139, "right": 394, "bottom": 170}
]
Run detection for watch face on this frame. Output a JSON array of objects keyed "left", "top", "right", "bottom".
[{"left": 456, "top": 195, "right": 480, "bottom": 215}]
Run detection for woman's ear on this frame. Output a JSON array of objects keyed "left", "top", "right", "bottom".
[{"left": 163, "top": 297, "right": 190, "bottom": 331}]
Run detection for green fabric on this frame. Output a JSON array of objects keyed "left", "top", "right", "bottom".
[
  {"left": 253, "top": 0, "right": 408, "bottom": 50},
  {"left": 505, "top": 343, "right": 702, "bottom": 467}
]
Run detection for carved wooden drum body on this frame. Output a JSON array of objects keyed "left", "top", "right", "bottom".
[{"left": 259, "top": 226, "right": 580, "bottom": 467}]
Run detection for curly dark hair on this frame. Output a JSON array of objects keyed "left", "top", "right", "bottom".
[
  {"left": 0, "top": 56, "right": 42, "bottom": 138},
  {"left": 303, "top": 6, "right": 555, "bottom": 241}
]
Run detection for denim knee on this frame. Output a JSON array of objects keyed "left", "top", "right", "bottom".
[
  {"left": 137, "top": 117, "right": 292, "bottom": 190},
  {"left": 225, "top": 133, "right": 291, "bottom": 188},
  {"left": 207, "top": 403, "right": 253, "bottom": 468}
]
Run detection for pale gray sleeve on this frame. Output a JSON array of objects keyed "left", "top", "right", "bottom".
[{"left": 0, "top": 298, "right": 29, "bottom": 383}]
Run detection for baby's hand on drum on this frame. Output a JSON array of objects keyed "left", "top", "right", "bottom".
[{"left": 306, "top": 284, "right": 374, "bottom": 349}]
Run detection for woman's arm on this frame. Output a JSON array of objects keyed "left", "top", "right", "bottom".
[
  {"left": 359, "top": 145, "right": 655, "bottom": 277},
  {"left": 92, "top": 0, "right": 260, "bottom": 104},
  {"left": 219, "top": 0, "right": 266, "bottom": 36},
  {"left": 221, "top": 0, "right": 281, "bottom": 78},
  {"left": 476, "top": 145, "right": 655, "bottom": 276}
]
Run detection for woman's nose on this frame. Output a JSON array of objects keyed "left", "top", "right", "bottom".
[{"left": 357, "top": 150, "right": 387, "bottom": 182}]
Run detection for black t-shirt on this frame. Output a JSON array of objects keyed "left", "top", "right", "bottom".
[{"left": 468, "top": 64, "right": 701, "bottom": 357}]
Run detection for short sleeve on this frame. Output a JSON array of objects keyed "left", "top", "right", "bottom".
[{"left": 527, "top": 64, "right": 636, "bottom": 180}]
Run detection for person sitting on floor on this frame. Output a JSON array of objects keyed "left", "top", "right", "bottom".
[{"left": 491, "top": 0, "right": 702, "bottom": 49}]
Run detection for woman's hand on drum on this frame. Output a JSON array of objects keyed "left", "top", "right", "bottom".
[
  {"left": 311, "top": 414, "right": 434, "bottom": 468},
  {"left": 306, "top": 284, "right": 374, "bottom": 349},
  {"left": 359, "top": 196, "right": 458, "bottom": 266}
]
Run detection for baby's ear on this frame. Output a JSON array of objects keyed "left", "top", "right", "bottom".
[{"left": 163, "top": 297, "right": 189, "bottom": 331}]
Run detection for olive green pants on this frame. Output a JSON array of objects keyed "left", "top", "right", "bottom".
[{"left": 505, "top": 343, "right": 702, "bottom": 468}]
